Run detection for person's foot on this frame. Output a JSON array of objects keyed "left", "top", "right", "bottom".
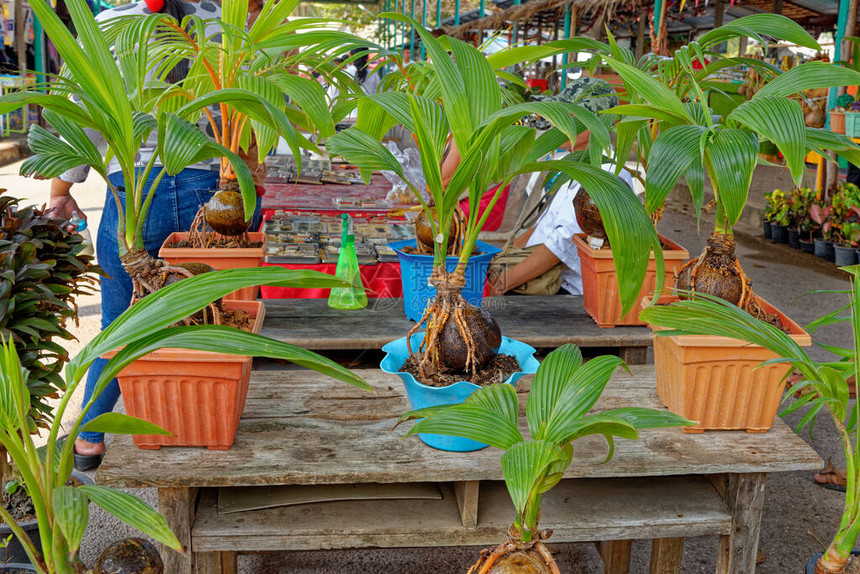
[
  {"left": 74, "top": 438, "right": 105, "bottom": 456},
  {"left": 73, "top": 438, "right": 105, "bottom": 471},
  {"left": 814, "top": 459, "right": 848, "bottom": 492}
]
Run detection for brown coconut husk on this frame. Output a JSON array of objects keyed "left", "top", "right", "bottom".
[
  {"left": 674, "top": 232, "right": 786, "bottom": 330},
  {"left": 468, "top": 527, "right": 560, "bottom": 574}
]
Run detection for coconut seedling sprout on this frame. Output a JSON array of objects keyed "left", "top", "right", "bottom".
[
  {"left": 397, "top": 344, "right": 693, "bottom": 572},
  {"left": 328, "top": 20, "right": 661, "bottom": 384}
]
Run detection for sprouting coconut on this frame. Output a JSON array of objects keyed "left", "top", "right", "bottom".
[
  {"left": 414, "top": 205, "right": 465, "bottom": 255},
  {"left": 675, "top": 232, "right": 752, "bottom": 308},
  {"left": 399, "top": 345, "right": 694, "bottom": 574},
  {"left": 204, "top": 190, "right": 248, "bottom": 236},
  {"left": 93, "top": 538, "right": 163, "bottom": 574},
  {"left": 573, "top": 187, "right": 606, "bottom": 241}
]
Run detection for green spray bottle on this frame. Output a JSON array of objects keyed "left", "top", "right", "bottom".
[{"left": 328, "top": 213, "right": 368, "bottom": 309}]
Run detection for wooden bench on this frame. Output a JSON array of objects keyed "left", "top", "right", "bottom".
[
  {"left": 97, "top": 366, "right": 821, "bottom": 573},
  {"left": 260, "top": 295, "right": 653, "bottom": 364}
]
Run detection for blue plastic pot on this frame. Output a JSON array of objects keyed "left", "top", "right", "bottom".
[
  {"left": 389, "top": 239, "right": 502, "bottom": 322},
  {"left": 381, "top": 333, "right": 539, "bottom": 452}
]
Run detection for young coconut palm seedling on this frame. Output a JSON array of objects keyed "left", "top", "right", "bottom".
[
  {"left": 397, "top": 344, "right": 693, "bottom": 572},
  {"left": 639, "top": 277, "right": 860, "bottom": 574},
  {"left": 328, "top": 20, "right": 660, "bottom": 384},
  {"left": 594, "top": 14, "right": 860, "bottom": 319},
  {"left": 155, "top": 0, "right": 373, "bottom": 243},
  {"left": 0, "top": 266, "right": 371, "bottom": 574}
]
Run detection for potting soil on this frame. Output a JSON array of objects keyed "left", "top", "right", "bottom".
[
  {"left": 221, "top": 307, "right": 255, "bottom": 332},
  {"left": 1, "top": 481, "right": 35, "bottom": 522},
  {"left": 168, "top": 236, "right": 262, "bottom": 249},
  {"left": 401, "top": 353, "right": 520, "bottom": 387}
]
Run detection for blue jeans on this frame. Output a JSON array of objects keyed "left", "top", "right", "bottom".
[{"left": 80, "top": 168, "right": 262, "bottom": 444}]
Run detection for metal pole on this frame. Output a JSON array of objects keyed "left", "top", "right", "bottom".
[
  {"left": 436, "top": 0, "right": 441, "bottom": 27},
  {"left": 455, "top": 0, "right": 461, "bottom": 26},
  {"left": 33, "top": 18, "right": 44, "bottom": 80},
  {"left": 411, "top": 0, "right": 415, "bottom": 60},
  {"left": 512, "top": 0, "right": 521, "bottom": 46},
  {"left": 561, "top": 4, "right": 572, "bottom": 89},
  {"left": 653, "top": 0, "right": 663, "bottom": 38},
  {"left": 421, "top": 0, "right": 427, "bottom": 59}
]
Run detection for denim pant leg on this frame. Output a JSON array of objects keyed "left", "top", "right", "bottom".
[{"left": 79, "top": 169, "right": 219, "bottom": 444}]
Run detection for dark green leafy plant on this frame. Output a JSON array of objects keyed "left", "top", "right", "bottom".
[
  {"left": 0, "top": 191, "right": 98, "bottom": 428},
  {"left": 397, "top": 344, "right": 692, "bottom": 572}
]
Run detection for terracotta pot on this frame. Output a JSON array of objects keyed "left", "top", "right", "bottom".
[
  {"left": 644, "top": 295, "right": 811, "bottom": 434},
  {"left": 574, "top": 234, "right": 690, "bottom": 328},
  {"left": 158, "top": 232, "right": 266, "bottom": 301},
  {"left": 831, "top": 111, "right": 847, "bottom": 134},
  {"left": 111, "top": 300, "right": 265, "bottom": 450}
]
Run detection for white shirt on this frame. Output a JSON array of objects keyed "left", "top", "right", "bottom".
[{"left": 526, "top": 159, "right": 634, "bottom": 295}]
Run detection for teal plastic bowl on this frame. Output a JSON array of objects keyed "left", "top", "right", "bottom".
[{"left": 381, "top": 332, "right": 539, "bottom": 452}]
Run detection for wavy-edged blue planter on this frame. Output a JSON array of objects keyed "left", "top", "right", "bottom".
[
  {"left": 382, "top": 332, "right": 539, "bottom": 452},
  {"left": 389, "top": 239, "right": 502, "bottom": 322}
]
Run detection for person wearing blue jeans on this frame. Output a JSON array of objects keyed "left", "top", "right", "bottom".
[{"left": 49, "top": 169, "right": 262, "bottom": 470}]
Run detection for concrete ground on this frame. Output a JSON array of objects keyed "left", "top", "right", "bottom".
[{"left": 3, "top": 156, "right": 856, "bottom": 572}]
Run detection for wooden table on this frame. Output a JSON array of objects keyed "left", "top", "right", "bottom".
[
  {"left": 261, "top": 295, "right": 654, "bottom": 364},
  {"left": 97, "top": 366, "right": 821, "bottom": 574}
]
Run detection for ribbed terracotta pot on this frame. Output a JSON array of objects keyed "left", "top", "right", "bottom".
[
  {"left": 574, "top": 234, "right": 689, "bottom": 328},
  {"left": 645, "top": 295, "right": 811, "bottom": 434},
  {"left": 831, "top": 111, "right": 847, "bottom": 134},
  {"left": 111, "top": 300, "right": 264, "bottom": 450},
  {"left": 158, "top": 232, "right": 266, "bottom": 301}
]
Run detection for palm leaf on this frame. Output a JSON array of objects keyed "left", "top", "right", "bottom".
[
  {"left": 706, "top": 128, "right": 759, "bottom": 228},
  {"left": 79, "top": 485, "right": 181, "bottom": 551},
  {"left": 645, "top": 125, "right": 708, "bottom": 215},
  {"left": 501, "top": 440, "right": 564, "bottom": 514},
  {"left": 729, "top": 97, "right": 806, "bottom": 184},
  {"left": 527, "top": 344, "right": 583, "bottom": 440}
]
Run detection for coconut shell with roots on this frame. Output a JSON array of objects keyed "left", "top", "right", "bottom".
[
  {"left": 437, "top": 304, "right": 501, "bottom": 373},
  {"left": 204, "top": 190, "right": 248, "bottom": 236},
  {"left": 468, "top": 529, "right": 560, "bottom": 574},
  {"left": 675, "top": 232, "right": 752, "bottom": 308},
  {"left": 414, "top": 206, "right": 465, "bottom": 255},
  {"left": 485, "top": 551, "right": 554, "bottom": 574},
  {"left": 573, "top": 188, "right": 606, "bottom": 240},
  {"left": 93, "top": 538, "right": 163, "bottom": 574}
]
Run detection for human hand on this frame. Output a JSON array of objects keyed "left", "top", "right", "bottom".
[
  {"left": 486, "top": 273, "right": 507, "bottom": 297},
  {"left": 47, "top": 194, "right": 84, "bottom": 223}
]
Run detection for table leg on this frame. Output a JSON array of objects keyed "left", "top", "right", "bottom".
[
  {"left": 619, "top": 346, "right": 648, "bottom": 365},
  {"left": 712, "top": 473, "right": 767, "bottom": 574},
  {"left": 157, "top": 487, "right": 198, "bottom": 574},
  {"left": 598, "top": 540, "right": 632, "bottom": 574},
  {"left": 195, "top": 551, "right": 238, "bottom": 574},
  {"left": 649, "top": 538, "right": 684, "bottom": 574}
]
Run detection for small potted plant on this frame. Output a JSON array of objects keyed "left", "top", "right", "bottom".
[
  {"left": 811, "top": 202, "right": 835, "bottom": 260},
  {"left": 768, "top": 189, "right": 792, "bottom": 244},
  {"left": 830, "top": 182, "right": 860, "bottom": 266},
  {"left": 763, "top": 191, "right": 776, "bottom": 240},
  {"left": 830, "top": 94, "right": 854, "bottom": 134},
  {"left": 788, "top": 187, "right": 814, "bottom": 249},
  {"left": 640, "top": 269, "right": 860, "bottom": 574},
  {"left": 396, "top": 344, "right": 693, "bottom": 571},
  {"left": 330, "top": 22, "right": 660, "bottom": 450}
]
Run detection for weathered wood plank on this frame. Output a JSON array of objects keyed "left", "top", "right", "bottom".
[
  {"left": 598, "top": 540, "right": 632, "bottom": 574},
  {"left": 619, "top": 346, "right": 648, "bottom": 366},
  {"left": 157, "top": 487, "right": 197, "bottom": 574},
  {"left": 454, "top": 481, "right": 479, "bottom": 527},
  {"left": 649, "top": 538, "right": 684, "bottom": 574},
  {"left": 192, "top": 476, "right": 731, "bottom": 552},
  {"left": 194, "top": 551, "right": 237, "bottom": 574},
  {"left": 714, "top": 473, "right": 768, "bottom": 574},
  {"left": 98, "top": 366, "right": 822, "bottom": 489},
  {"left": 259, "top": 296, "right": 653, "bottom": 351}
]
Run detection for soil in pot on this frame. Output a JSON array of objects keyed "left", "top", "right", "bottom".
[
  {"left": 788, "top": 228, "right": 801, "bottom": 249},
  {"left": 771, "top": 224, "right": 789, "bottom": 244},
  {"left": 835, "top": 244, "right": 857, "bottom": 266},
  {"left": 800, "top": 239, "right": 816, "bottom": 254},
  {"left": 401, "top": 353, "right": 520, "bottom": 387}
]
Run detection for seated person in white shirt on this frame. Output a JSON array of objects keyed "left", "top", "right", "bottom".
[{"left": 486, "top": 160, "right": 634, "bottom": 296}]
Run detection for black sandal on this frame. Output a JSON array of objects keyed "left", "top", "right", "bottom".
[{"left": 56, "top": 434, "right": 105, "bottom": 471}]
